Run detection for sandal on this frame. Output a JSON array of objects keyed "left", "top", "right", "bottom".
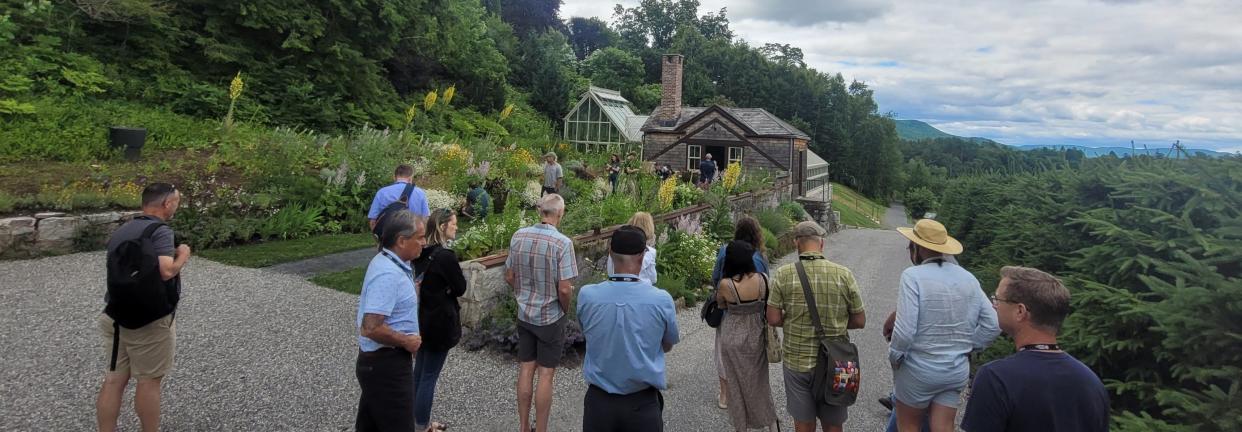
[{"left": 717, "top": 391, "right": 728, "bottom": 409}]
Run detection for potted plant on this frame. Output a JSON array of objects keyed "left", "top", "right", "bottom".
[{"left": 109, "top": 126, "right": 147, "bottom": 161}]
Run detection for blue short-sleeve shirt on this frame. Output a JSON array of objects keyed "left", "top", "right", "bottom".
[
  {"left": 367, "top": 182, "right": 431, "bottom": 219},
  {"left": 356, "top": 249, "right": 419, "bottom": 352},
  {"left": 577, "top": 274, "right": 680, "bottom": 395}
]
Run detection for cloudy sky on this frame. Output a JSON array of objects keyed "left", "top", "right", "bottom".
[{"left": 561, "top": 0, "right": 1242, "bottom": 152}]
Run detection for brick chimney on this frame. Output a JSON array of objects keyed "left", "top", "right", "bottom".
[{"left": 655, "top": 54, "right": 683, "bottom": 125}]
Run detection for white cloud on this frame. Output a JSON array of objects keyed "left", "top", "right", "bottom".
[{"left": 561, "top": 0, "right": 1242, "bottom": 151}]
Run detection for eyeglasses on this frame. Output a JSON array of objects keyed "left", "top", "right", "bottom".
[{"left": 990, "top": 295, "right": 1018, "bottom": 305}]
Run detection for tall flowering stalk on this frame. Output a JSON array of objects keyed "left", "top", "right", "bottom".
[
  {"left": 423, "top": 90, "right": 438, "bottom": 110},
  {"left": 722, "top": 162, "right": 742, "bottom": 191},
  {"left": 500, "top": 103, "right": 515, "bottom": 120},
  {"left": 658, "top": 176, "right": 677, "bottom": 211},
  {"left": 224, "top": 71, "right": 244, "bottom": 130},
  {"left": 404, "top": 101, "right": 418, "bottom": 126},
  {"left": 442, "top": 85, "right": 456, "bottom": 106}
]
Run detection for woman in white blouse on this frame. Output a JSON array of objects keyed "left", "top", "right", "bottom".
[{"left": 606, "top": 212, "right": 657, "bottom": 284}]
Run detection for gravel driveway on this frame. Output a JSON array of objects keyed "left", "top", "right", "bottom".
[{"left": 0, "top": 209, "right": 912, "bottom": 431}]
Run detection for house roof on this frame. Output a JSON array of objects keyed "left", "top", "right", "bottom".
[
  {"left": 641, "top": 105, "right": 812, "bottom": 140},
  {"left": 564, "top": 86, "right": 648, "bottom": 143},
  {"left": 807, "top": 149, "right": 828, "bottom": 167}
]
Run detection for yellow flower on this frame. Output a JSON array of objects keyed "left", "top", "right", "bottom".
[
  {"left": 442, "top": 85, "right": 456, "bottom": 106},
  {"left": 500, "top": 104, "right": 515, "bottom": 120},
  {"left": 229, "top": 72, "right": 244, "bottom": 101},
  {"left": 404, "top": 102, "right": 418, "bottom": 125},
  {"left": 443, "top": 144, "right": 470, "bottom": 162},
  {"left": 513, "top": 148, "right": 535, "bottom": 166},
  {"left": 658, "top": 176, "right": 677, "bottom": 211},
  {"left": 424, "top": 91, "right": 438, "bottom": 111},
  {"left": 723, "top": 162, "right": 742, "bottom": 191}
]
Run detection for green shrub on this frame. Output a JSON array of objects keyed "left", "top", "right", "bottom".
[
  {"left": 903, "top": 186, "right": 939, "bottom": 219},
  {"left": 755, "top": 208, "right": 794, "bottom": 237},
  {"left": 0, "top": 97, "right": 218, "bottom": 162},
  {"left": 656, "top": 230, "right": 717, "bottom": 292}
]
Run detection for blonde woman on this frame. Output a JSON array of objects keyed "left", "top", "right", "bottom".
[
  {"left": 606, "top": 212, "right": 657, "bottom": 285},
  {"left": 411, "top": 208, "right": 467, "bottom": 432}
]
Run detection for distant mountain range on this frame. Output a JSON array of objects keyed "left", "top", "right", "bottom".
[{"left": 894, "top": 119, "right": 1229, "bottom": 158}]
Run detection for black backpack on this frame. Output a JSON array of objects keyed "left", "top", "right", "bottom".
[
  {"left": 105, "top": 222, "right": 178, "bottom": 329},
  {"left": 372, "top": 182, "right": 416, "bottom": 241}
]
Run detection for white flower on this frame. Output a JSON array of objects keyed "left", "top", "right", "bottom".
[
  {"left": 424, "top": 189, "right": 463, "bottom": 211},
  {"left": 521, "top": 180, "right": 542, "bottom": 206}
]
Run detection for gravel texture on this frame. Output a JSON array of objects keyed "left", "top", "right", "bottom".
[{"left": 0, "top": 208, "right": 911, "bottom": 431}]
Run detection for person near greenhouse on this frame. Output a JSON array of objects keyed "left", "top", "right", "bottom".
[
  {"left": 709, "top": 216, "right": 770, "bottom": 410},
  {"left": 606, "top": 212, "right": 657, "bottom": 285},
  {"left": 463, "top": 180, "right": 490, "bottom": 220},
  {"left": 698, "top": 152, "right": 719, "bottom": 188},
  {"left": 410, "top": 209, "right": 468, "bottom": 432},
  {"left": 542, "top": 152, "right": 564, "bottom": 196},
  {"left": 607, "top": 154, "right": 622, "bottom": 194},
  {"left": 716, "top": 240, "right": 780, "bottom": 431},
  {"left": 504, "top": 194, "right": 578, "bottom": 432},
  {"left": 354, "top": 209, "right": 426, "bottom": 432},
  {"left": 368, "top": 164, "right": 431, "bottom": 232},
  {"left": 889, "top": 219, "right": 1000, "bottom": 432},
  {"left": 623, "top": 152, "right": 641, "bottom": 194},
  {"left": 577, "top": 225, "right": 680, "bottom": 431},
  {"left": 961, "top": 266, "right": 1109, "bottom": 432}
]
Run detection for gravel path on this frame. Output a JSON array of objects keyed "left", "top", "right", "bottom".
[{"left": 0, "top": 211, "right": 911, "bottom": 431}]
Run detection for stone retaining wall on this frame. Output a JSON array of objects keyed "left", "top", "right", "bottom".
[{"left": 1, "top": 211, "right": 143, "bottom": 259}]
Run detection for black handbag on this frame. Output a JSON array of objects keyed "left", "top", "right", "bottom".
[
  {"left": 796, "top": 261, "right": 861, "bottom": 407},
  {"left": 700, "top": 288, "right": 724, "bottom": 328}
]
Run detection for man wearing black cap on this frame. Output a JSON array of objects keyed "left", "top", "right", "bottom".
[{"left": 576, "top": 225, "right": 681, "bottom": 431}]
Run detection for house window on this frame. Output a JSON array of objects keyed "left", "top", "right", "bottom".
[
  {"left": 728, "top": 147, "right": 744, "bottom": 166},
  {"left": 688, "top": 145, "right": 702, "bottom": 171}
]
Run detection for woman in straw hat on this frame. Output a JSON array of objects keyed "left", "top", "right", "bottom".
[{"left": 889, "top": 219, "right": 1001, "bottom": 432}]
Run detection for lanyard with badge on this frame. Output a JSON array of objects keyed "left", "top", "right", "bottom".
[
  {"left": 380, "top": 250, "right": 418, "bottom": 286},
  {"left": 608, "top": 276, "right": 641, "bottom": 282}
]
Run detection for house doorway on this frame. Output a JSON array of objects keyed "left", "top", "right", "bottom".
[{"left": 703, "top": 145, "right": 727, "bottom": 171}]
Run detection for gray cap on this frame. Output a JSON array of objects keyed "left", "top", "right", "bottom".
[{"left": 792, "top": 221, "right": 826, "bottom": 238}]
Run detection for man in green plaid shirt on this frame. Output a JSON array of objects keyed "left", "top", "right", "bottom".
[{"left": 767, "top": 221, "right": 866, "bottom": 432}]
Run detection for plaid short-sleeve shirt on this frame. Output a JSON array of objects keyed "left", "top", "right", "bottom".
[
  {"left": 506, "top": 223, "right": 578, "bottom": 326},
  {"left": 768, "top": 252, "right": 865, "bottom": 373}
]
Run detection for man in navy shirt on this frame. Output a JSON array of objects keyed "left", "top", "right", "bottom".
[
  {"left": 962, "top": 266, "right": 1109, "bottom": 432},
  {"left": 368, "top": 164, "right": 431, "bottom": 230},
  {"left": 698, "top": 153, "right": 718, "bottom": 187},
  {"left": 577, "top": 225, "right": 680, "bottom": 431}
]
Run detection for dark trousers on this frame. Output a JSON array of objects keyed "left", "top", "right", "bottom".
[
  {"left": 413, "top": 348, "right": 450, "bottom": 429},
  {"left": 582, "top": 384, "right": 664, "bottom": 432},
  {"left": 541, "top": 186, "right": 557, "bottom": 196},
  {"left": 356, "top": 348, "right": 414, "bottom": 432}
]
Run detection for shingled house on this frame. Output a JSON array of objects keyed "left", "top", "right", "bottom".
[{"left": 641, "top": 54, "right": 818, "bottom": 196}]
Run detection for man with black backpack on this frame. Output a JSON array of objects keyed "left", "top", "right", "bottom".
[
  {"left": 96, "top": 183, "right": 191, "bottom": 432},
  {"left": 368, "top": 164, "right": 431, "bottom": 237}
]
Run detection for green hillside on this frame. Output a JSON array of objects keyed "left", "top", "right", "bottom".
[{"left": 895, "top": 120, "right": 996, "bottom": 144}]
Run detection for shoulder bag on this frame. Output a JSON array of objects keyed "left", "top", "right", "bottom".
[{"left": 795, "top": 261, "right": 861, "bottom": 407}]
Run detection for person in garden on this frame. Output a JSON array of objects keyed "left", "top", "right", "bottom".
[
  {"left": 716, "top": 240, "right": 780, "bottom": 432},
  {"left": 504, "top": 194, "right": 578, "bottom": 432},
  {"left": 368, "top": 164, "right": 431, "bottom": 232},
  {"left": 96, "top": 183, "right": 190, "bottom": 432},
  {"left": 577, "top": 225, "right": 680, "bottom": 431},
  {"left": 607, "top": 154, "right": 622, "bottom": 194},
  {"left": 766, "top": 221, "right": 866, "bottom": 432},
  {"left": 889, "top": 219, "right": 1000, "bottom": 432},
  {"left": 710, "top": 216, "right": 770, "bottom": 409},
  {"left": 355, "top": 209, "right": 426, "bottom": 432},
  {"left": 623, "top": 151, "right": 641, "bottom": 193},
  {"left": 961, "top": 266, "right": 1109, "bottom": 432},
  {"left": 699, "top": 152, "right": 718, "bottom": 188},
  {"left": 657, "top": 164, "right": 674, "bottom": 181},
  {"left": 411, "top": 209, "right": 468, "bottom": 432},
  {"left": 542, "top": 152, "right": 564, "bottom": 196},
  {"left": 606, "top": 212, "right": 657, "bottom": 285},
  {"left": 463, "top": 180, "right": 490, "bottom": 220}
]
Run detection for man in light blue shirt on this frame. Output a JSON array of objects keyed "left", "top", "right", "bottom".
[
  {"left": 354, "top": 209, "right": 426, "bottom": 432},
  {"left": 367, "top": 164, "right": 431, "bottom": 231},
  {"left": 577, "top": 225, "right": 679, "bottom": 431}
]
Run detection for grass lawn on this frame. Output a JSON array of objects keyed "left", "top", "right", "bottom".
[
  {"left": 310, "top": 267, "right": 366, "bottom": 295},
  {"left": 831, "top": 182, "right": 885, "bottom": 226},
  {"left": 198, "top": 233, "right": 375, "bottom": 268},
  {"left": 832, "top": 201, "right": 883, "bottom": 228}
]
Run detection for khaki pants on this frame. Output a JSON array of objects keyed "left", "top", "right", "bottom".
[{"left": 99, "top": 314, "right": 176, "bottom": 379}]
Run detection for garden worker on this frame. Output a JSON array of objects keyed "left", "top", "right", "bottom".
[
  {"left": 355, "top": 209, "right": 426, "bottom": 432},
  {"left": 577, "top": 225, "right": 679, "bottom": 431},
  {"left": 767, "top": 221, "right": 866, "bottom": 432},
  {"left": 463, "top": 180, "right": 490, "bottom": 220},
  {"left": 606, "top": 212, "right": 657, "bottom": 285},
  {"left": 368, "top": 164, "right": 431, "bottom": 231},
  {"left": 505, "top": 193, "right": 578, "bottom": 432},
  {"left": 542, "top": 152, "right": 563, "bottom": 196},
  {"left": 709, "top": 216, "right": 770, "bottom": 409},
  {"left": 607, "top": 154, "right": 622, "bottom": 194},
  {"left": 699, "top": 152, "right": 718, "bottom": 187},
  {"left": 411, "top": 209, "right": 468, "bottom": 432},
  {"left": 890, "top": 219, "right": 1000, "bottom": 432},
  {"left": 623, "top": 151, "right": 640, "bottom": 194},
  {"left": 961, "top": 266, "right": 1109, "bottom": 432},
  {"left": 96, "top": 182, "right": 190, "bottom": 432}
]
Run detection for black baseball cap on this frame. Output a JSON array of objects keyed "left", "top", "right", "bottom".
[{"left": 610, "top": 225, "right": 647, "bottom": 255}]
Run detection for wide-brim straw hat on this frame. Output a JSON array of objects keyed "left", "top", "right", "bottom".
[{"left": 897, "top": 219, "right": 963, "bottom": 255}]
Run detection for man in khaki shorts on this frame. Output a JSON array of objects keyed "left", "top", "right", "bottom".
[{"left": 96, "top": 183, "right": 191, "bottom": 432}]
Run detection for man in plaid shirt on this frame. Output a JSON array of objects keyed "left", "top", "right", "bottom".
[
  {"left": 505, "top": 193, "right": 577, "bottom": 432},
  {"left": 767, "top": 221, "right": 866, "bottom": 432}
]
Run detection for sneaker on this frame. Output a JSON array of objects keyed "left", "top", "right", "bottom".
[{"left": 879, "top": 396, "right": 894, "bottom": 411}]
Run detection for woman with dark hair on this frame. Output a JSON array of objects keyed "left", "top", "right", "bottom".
[
  {"left": 607, "top": 154, "right": 622, "bottom": 194},
  {"left": 711, "top": 216, "right": 770, "bottom": 409},
  {"left": 410, "top": 208, "right": 467, "bottom": 432},
  {"left": 717, "top": 241, "right": 779, "bottom": 431}
]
